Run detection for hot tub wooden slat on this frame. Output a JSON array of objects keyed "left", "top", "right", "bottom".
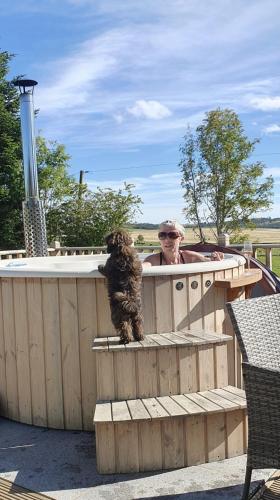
[
  {"left": 155, "top": 276, "right": 172, "bottom": 333},
  {"left": 136, "top": 349, "right": 158, "bottom": 398},
  {"left": 172, "top": 275, "right": 188, "bottom": 331},
  {"left": 96, "top": 279, "right": 112, "bottom": 337},
  {"left": 115, "top": 351, "right": 137, "bottom": 400},
  {"left": 178, "top": 346, "right": 198, "bottom": 393},
  {"left": 198, "top": 345, "right": 215, "bottom": 391},
  {"left": 0, "top": 279, "right": 7, "bottom": 416},
  {"left": 188, "top": 274, "right": 203, "bottom": 331},
  {"left": 202, "top": 272, "right": 215, "bottom": 331},
  {"left": 1, "top": 279, "right": 18, "bottom": 419},
  {"left": 42, "top": 278, "right": 64, "bottom": 429},
  {"left": 26, "top": 278, "right": 47, "bottom": 427},
  {"left": 142, "top": 276, "right": 156, "bottom": 334},
  {"left": 77, "top": 278, "right": 97, "bottom": 431},
  {"left": 59, "top": 278, "right": 82, "bottom": 430},
  {"left": 13, "top": 278, "right": 32, "bottom": 424}
]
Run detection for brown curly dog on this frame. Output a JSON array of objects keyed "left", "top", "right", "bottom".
[{"left": 98, "top": 230, "right": 144, "bottom": 344}]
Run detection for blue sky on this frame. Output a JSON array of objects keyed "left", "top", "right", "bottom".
[{"left": 1, "top": 0, "right": 280, "bottom": 223}]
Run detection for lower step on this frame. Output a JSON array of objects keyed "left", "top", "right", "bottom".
[{"left": 94, "top": 386, "right": 247, "bottom": 474}]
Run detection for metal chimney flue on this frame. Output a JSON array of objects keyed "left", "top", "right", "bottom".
[{"left": 14, "top": 79, "right": 48, "bottom": 257}]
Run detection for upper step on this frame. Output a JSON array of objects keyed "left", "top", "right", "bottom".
[
  {"left": 93, "top": 329, "right": 232, "bottom": 352},
  {"left": 93, "top": 330, "right": 232, "bottom": 400}
]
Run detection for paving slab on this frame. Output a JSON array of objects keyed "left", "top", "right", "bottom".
[{"left": 0, "top": 417, "right": 274, "bottom": 499}]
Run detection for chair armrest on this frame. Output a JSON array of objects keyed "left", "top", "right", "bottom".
[{"left": 242, "top": 362, "right": 280, "bottom": 413}]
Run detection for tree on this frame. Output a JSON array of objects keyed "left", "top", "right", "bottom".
[
  {"left": 180, "top": 109, "right": 274, "bottom": 241},
  {"left": 0, "top": 51, "right": 24, "bottom": 249},
  {"left": 48, "top": 183, "right": 142, "bottom": 246}
]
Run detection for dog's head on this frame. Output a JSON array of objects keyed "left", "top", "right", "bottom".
[{"left": 105, "top": 230, "right": 133, "bottom": 253}]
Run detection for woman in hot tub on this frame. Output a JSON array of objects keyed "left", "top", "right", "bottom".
[{"left": 143, "top": 220, "right": 223, "bottom": 266}]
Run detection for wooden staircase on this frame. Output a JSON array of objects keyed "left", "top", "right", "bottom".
[{"left": 93, "top": 330, "right": 247, "bottom": 473}]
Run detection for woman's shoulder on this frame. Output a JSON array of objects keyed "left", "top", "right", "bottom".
[{"left": 143, "top": 252, "right": 161, "bottom": 265}]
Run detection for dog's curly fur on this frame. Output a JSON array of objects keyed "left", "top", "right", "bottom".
[{"left": 98, "top": 230, "right": 144, "bottom": 344}]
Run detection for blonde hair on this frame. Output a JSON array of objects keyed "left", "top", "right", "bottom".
[{"left": 159, "top": 220, "right": 185, "bottom": 237}]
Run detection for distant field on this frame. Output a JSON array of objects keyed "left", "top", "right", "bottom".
[{"left": 130, "top": 227, "right": 280, "bottom": 244}]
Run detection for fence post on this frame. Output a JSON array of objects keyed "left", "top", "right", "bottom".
[
  {"left": 218, "top": 233, "right": 230, "bottom": 247},
  {"left": 265, "top": 247, "right": 272, "bottom": 270}
]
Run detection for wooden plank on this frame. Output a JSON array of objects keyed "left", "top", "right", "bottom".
[
  {"left": 198, "top": 346, "right": 215, "bottom": 391},
  {"left": 96, "top": 279, "right": 113, "bottom": 337},
  {"left": 154, "top": 276, "right": 172, "bottom": 333},
  {"left": 96, "top": 351, "right": 114, "bottom": 400},
  {"left": 26, "top": 278, "right": 47, "bottom": 427},
  {"left": 199, "top": 390, "right": 237, "bottom": 411},
  {"left": 178, "top": 346, "right": 198, "bottom": 394},
  {"left": 13, "top": 278, "right": 32, "bottom": 424},
  {"left": 223, "top": 385, "right": 246, "bottom": 399},
  {"left": 142, "top": 397, "right": 169, "bottom": 419},
  {"left": 115, "top": 422, "right": 139, "bottom": 473},
  {"left": 139, "top": 335, "right": 159, "bottom": 348},
  {"left": 158, "top": 348, "right": 178, "bottom": 396},
  {"left": 214, "top": 344, "right": 229, "bottom": 388},
  {"left": 162, "top": 418, "right": 184, "bottom": 469},
  {"left": 96, "top": 422, "right": 116, "bottom": 473},
  {"left": 207, "top": 412, "right": 226, "bottom": 462},
  {"left": 142, "top": 277, "right": 156, "bottom": 334},
  {"left": 59, "top": 278, "right": 82, "bottom": 429},
  {"left": 187, "top": 393, "right": 222, "bottom": 413},
  {"left": 213, "top": 388, "right": 246, "bottom": 408},
  {"left": 94, "top": 401, "right": 112, "bottom": 422},
  {"left": 161, "top": 332, "right": 190, "bottom": 345},
  {"left": 127, "top": 399, "right": 151, "bottom": 421},
  {"left": 188, "top": 274, "right": 203, "bottom": 331},
  {"left": 185, "top": 415, "right": 206, "bottom": 466},
  {"left": 137, "top": 349, "right": 158, "bottom": 398},
  {"left": 41, "top": 278, "right": 64, "bottom": 429},
  {"left": 148, "top": 334, "right": 174, "bottom": 347},
  {"left": 93, "top": 337, "right": 108, "bottom": 348},
  {"left": 115, "top": 351, "right": 137, "bottom": 400},
  {"left": 172, "top": 394, "right": 206, "bottom": 415},
  {"left": 202, "top": 273, "right": 215, "bottom": 331},
  {"left": 223, "top": 269, "right": 235, "bottom": 386},
  {"left": 1, "top": 278, "right": 18, "bottom": 420},
  {"left": 226, "top": 410, "right": 245, "bottom": 457},
  {"left": 0, "top": 279, "right": 7, "bottom": 416},
  {"left": 77, "top": 278, "right": 97, "bottom": 430},
  {"left": 214, "top": 270, "right": 226, "bottom": 334},
  {"left": 171, "top": 275, "right": 188, "bottom": 331},
  {"left": 139, "top": 420, "right": 162, "bottom": 471},
  {"left": 156, "top": 396, "right": 186, "bottom": 416},
  {"left": 112, "top": 401, "right": 131, "bottom": 422},
  {"left": 214, "top": 269, "right": 262, "bottom": 288}
]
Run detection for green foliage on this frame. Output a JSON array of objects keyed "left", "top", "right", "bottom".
[
  {"left": 0, "top": 51, "right": 24, "bottom": 249},
  {"left": 135, "top": 234, "right": 145, "bottom": 244},
  {"left": 180, "top": 109, "right": 274, "bottom": 241},
  {"left": 48, "top": 183, "right": 142, "bottom": 246}
]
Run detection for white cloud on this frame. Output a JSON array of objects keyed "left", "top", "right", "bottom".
[
  {"left": 263, "top": 124, "right": 280, "bottom": 134},
  {"left": 127, "top": 100, "right": 172, "bottom": 120},
  {"left": 250, "top": 96, "right": 280, "bottom": 111}
]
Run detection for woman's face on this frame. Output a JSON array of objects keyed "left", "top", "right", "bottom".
[{"left": 158, "top": 225, "right": 184, "bottom": 253}]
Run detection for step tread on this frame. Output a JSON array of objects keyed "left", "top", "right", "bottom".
[
  {"left": 94, "top": 386, "right": 246, "bottom": 424},
  {"left": 93, "top": 329, "right": 232, "bottom": 352}
]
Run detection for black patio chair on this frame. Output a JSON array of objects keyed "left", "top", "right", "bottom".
[{"left": 227, "top": 294, "right": 280, "bottom": 500}]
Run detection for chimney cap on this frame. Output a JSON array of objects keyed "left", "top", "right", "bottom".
[{"left": 14, "top": 79, "right": 38, "bottom": 93}]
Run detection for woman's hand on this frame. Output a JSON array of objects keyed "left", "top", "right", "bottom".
[{"left": 210, "top": 251, "right": 224, "bottom": 261}]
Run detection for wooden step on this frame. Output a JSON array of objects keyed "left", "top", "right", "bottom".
[
  {"left": 94, "top": 385, "right": 247, "bottom": 473},
  {"left": 93, "top": 330, "right": 232, "bottom": 400}
]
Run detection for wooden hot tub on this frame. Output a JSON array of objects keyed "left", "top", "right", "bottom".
[{"left": 0, "top": 252, "right": 256, "bottom": 431}]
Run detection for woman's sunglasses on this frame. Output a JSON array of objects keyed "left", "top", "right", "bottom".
[{"left": 158, "top": 231, "right": 181, "bottom": 240}]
